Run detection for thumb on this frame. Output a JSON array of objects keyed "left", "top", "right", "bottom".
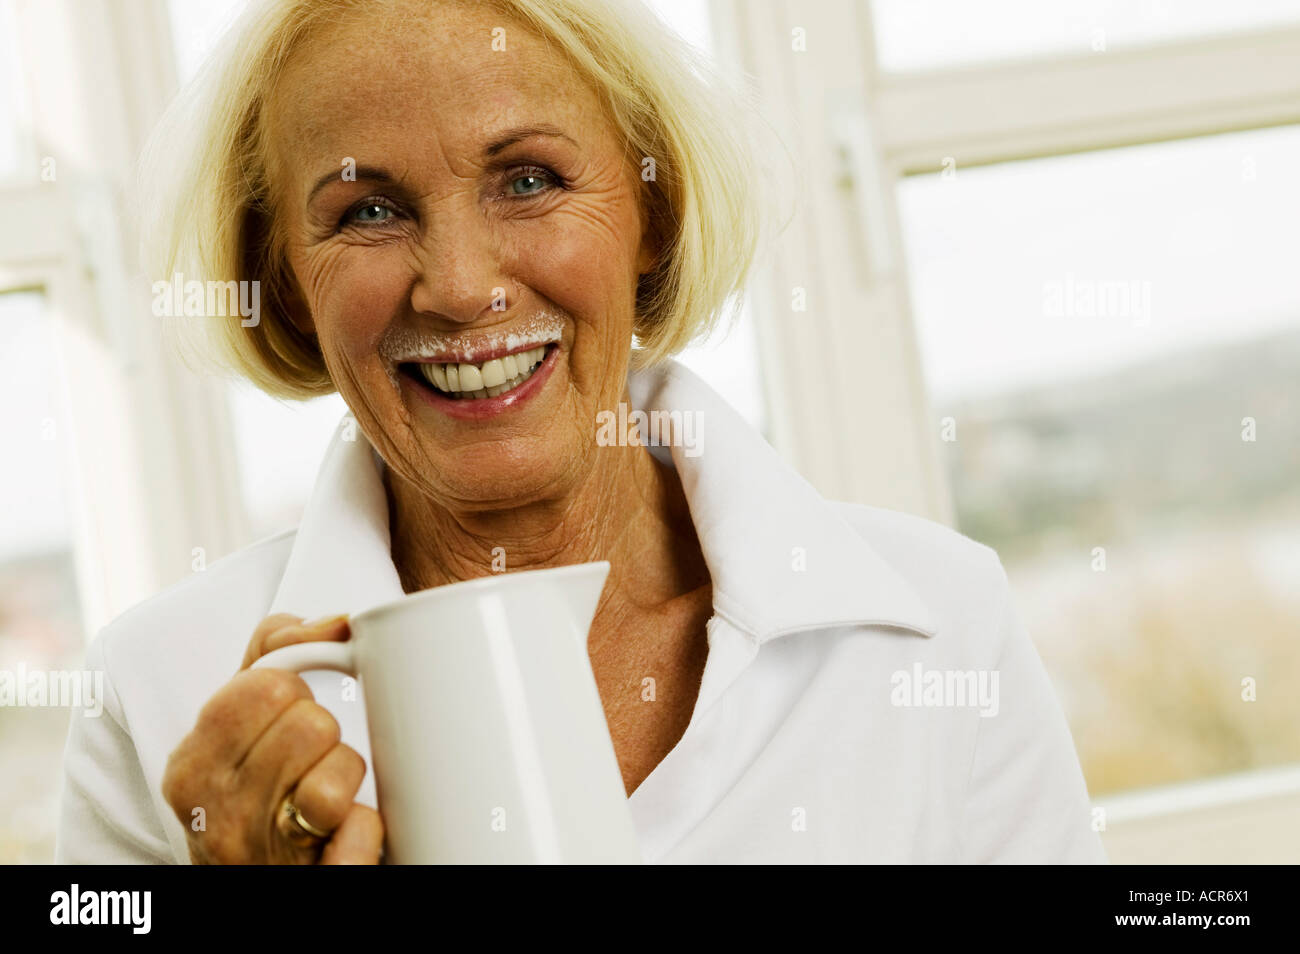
[{"left": 319, "top": 803, "right": 385, "bottom": 865}]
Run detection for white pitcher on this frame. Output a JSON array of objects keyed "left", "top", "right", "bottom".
[{"left": 252, "top": 561, "right": 640, "bottom": 864}]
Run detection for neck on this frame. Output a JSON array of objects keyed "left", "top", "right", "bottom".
[{"left": 384, "top": 421, "right": 710, "bottom": 653}]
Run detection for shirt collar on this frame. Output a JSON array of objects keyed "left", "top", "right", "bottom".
[
  {"left": 266, "top": 427, "right": 405, "bottom": 620},
  {"left": 269, "top": 359, "right": 936, "bottom": 642},
  {"left": 629, "top": 360, "right": 936, "bottom": 642}
]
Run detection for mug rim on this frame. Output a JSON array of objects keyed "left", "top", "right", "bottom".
[{"left": 350, "top": 560, "right": 611, "bottom": 628}]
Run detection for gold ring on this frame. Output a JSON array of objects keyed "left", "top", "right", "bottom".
[{"left": 282, "top": 795, "right": 332, "bottom": 841}]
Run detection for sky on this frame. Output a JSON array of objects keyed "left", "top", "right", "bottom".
[{"left": 898, "top": 123, "right": 1300, "bottom": 404}]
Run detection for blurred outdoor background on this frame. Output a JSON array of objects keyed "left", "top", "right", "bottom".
[{"left": 1, "top": 0, "right": 1297, "bottom": 863}]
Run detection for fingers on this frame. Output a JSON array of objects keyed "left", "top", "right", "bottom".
[
  {"left": 188, "top": 612, "right": 350, "bottom": 772},
  {"left": 239, "top": 697, "right": 344, "bottom": 808},
  {"left": 162, "top": 612, "right": 373, "bottom": 865},
  {"left": 279, "top": 743, "right": 368, "bottom": 842},
  {"left": 241, "top": 614, "right": 351, "bottom": 671},
  {"left": 173, "top": 667, "right": 315, "bottom": 774},
  {"left": 320, "top": 804, "right": 385, "bottom": 865}
]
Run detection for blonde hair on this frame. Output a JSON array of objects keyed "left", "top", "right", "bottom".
[{"left": 141, "top": 0, "right": 782, "bottom": 400}]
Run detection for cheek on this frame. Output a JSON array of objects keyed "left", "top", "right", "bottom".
[
  {"left": 510, "top": 202, "right": 641, "bottom": 318},
  {"left": 297, "top": 246, "right": 414, "bottom": 359}
]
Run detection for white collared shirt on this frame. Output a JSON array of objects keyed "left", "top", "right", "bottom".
[{"left": 55, "top": 359, "right": 1106, "bottom": 864}]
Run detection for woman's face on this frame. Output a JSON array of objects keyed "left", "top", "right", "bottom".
[{"left": 266, "top": 0, "right": 656, "bottom": 510}]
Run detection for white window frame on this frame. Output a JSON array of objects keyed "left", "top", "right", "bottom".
[
  {"left": 709, "top": 0, "right": 953, "bottom": 522},
  {"left": 704, "top": 0, "right": 1300, "bottom": 839},
  {"left": 708, "top": 0, "right": 1300, "bottom": 523},
  {"left": 4, "top": 0, "right": 248, "bottom": 638}
]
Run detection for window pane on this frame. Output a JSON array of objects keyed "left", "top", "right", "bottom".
[
  {"left": 0, "top": 291, "right": 82, "bottom": 650},
  {"left": 0, "top": 290, "right": 84, "bottom": 863},
  {"left": 226, "top": 384, "right": 349, "bottom": 542},
  {"left": 896, "top": 126, "right": 1300, "bottom": 795},
  {"left": 672, "top": 300, "right": 768, "bottom": 437},
  {"left": 871, "top": 0, "right": 1300, "bottom": 73}
]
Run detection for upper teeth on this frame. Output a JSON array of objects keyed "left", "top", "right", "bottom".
[{"left": 418, "top": 346, "right": 548, "bottom": 399}]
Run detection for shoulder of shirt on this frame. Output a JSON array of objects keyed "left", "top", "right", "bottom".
[
  {"left": 830, "top": 500, "right": 1000, "bottom": 574},
  {"left": 829, "top": 500, "right": 1014, "bottom": 653},
  {"left": 89, "top": 529, "right": 299, "bottom": 675}
]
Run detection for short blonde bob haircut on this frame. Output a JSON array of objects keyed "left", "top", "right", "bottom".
[{"left": 142, "top": 0, "right": 780, "bottom": 400}]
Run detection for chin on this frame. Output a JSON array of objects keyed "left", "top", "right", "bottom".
[{"left": 424, "top": 440, "right": 580, "bottom": 509}]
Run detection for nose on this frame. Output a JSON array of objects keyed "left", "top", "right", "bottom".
[{"left": 408, "top": 202, "right": 513, "bottom": 324}]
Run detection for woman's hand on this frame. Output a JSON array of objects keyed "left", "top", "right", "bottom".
[{"left": 162, "top": 614, "right": 383, "bottom": 864}]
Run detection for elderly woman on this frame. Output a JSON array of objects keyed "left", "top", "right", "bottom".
[{"left": 55, "top": 0, "right": 1104, "bottom": 864}]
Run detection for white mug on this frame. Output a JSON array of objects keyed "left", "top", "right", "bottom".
[{"left": 252, "top": 561, "right": 641, "bottom": 864}]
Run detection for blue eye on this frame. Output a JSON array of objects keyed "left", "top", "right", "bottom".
[
  {"left": 353, "top": 202, "right": 391, "bottom": 223},
  {"left": 511, "top": 174, "right": 547, "bottom": 196},
  {"left": 507, "top": 166, "right": 561, "bottom": 198},
  {"left": 339, "top": 198, "right": 400, "bottom": 230}
]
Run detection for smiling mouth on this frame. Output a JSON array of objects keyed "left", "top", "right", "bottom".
[{"left": 400, "top": 344, "right": 556, "bottom": 400}]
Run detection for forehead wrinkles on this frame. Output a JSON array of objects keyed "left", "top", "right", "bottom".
[
  {"left": 259, "top": 3, "right": 632, "bottom": 230},
  {"left": 267, "top": 5, "right": 597, "bottom": 157}
]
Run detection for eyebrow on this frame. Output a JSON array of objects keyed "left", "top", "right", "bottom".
[
  {"left": 306, "top": 124, "right": 578, "bottom": 203},
  {"left": 483, "top": 123, "right": 577, "bottom": 156},
  {"left": 307, "top": 165, "right": 398, "bottom": 204}
]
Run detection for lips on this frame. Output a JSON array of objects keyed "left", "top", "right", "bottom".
[
  {"left": 412, "top": 345, "right": 549, "bottom": 399},
  {"left": 398, "top": 343, "right": 559, "bottom": 418}
]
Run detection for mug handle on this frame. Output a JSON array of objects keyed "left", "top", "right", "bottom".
[{"left": 251, "top": 641, "right": 356, "bottom": 676}]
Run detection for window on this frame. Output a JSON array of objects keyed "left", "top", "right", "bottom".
[
  {"left": 226, "top": 386, "right": 348, "bottom": 540},
  {"left": 10, "top": 0, "right": 1286, "bottom": 865},
  {"left": 0, "top": 290, "right": 83, "bottom": 863},
  {"left": 896, "top": 126, "right": 1300, "bottom": 795},
  {"left": 899, "top": 125, "right": 1300, "bottom": 403}
]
